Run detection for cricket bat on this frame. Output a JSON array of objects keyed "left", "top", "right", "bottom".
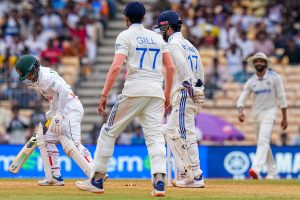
[{"left": 8, "top": 119, "right": 51, "bottom": 174}]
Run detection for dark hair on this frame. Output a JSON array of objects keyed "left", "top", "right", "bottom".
[
  {"left": 170, "top": 24, "right": 181, "bottom": 32},
  {"left": 128, "top": 16, "right": 143, "bottom": 24}
]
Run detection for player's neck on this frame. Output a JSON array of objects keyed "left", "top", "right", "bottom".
[{"left": 256, "top": 70, "right": 266, "bottom": 78}]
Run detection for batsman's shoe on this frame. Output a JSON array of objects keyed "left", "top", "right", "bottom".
[
  {"left": 38, "top": 175, "right": 64, "bottom": 186},
  {"left": 75, "top": 178, "right": 104, "bottom": 194},
  {"left": 151, "top": 181, "right": 165, "bottom": 197},
  {"left": 249, "top": 168, "right": 261, "bottom": 179},
  {"left": 174, "top": 175, "right": 205, "bottom": 188},
  {"left": 172, "top": 173, "right": 187, "bottom": 186},
  {"left": 265, "top": 173, "right": 279, "bottom": 180}
]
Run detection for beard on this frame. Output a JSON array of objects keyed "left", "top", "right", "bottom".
[
  {"left": 162, "top": 32, "right": 169, "bottom": 42},
  {"left": 254, "top": 64, "right": 267, "bottom": 72}
]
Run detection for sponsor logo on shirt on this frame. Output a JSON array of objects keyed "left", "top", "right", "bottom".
[{"left": 254, "top": 89, "right": 271, "bottom": 95}]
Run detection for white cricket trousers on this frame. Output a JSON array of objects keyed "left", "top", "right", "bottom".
[
  {"left": 44, "top": 99, "right": 93, "bottom": 176},
  {"left": 94, "top": 95, "right": 166, "bottom": 176},
  {"left": 252, "top": 119, "right": 277, "bottom": 175},
  {"left": 166, "top": 89, "right": 202, "bottom": 177}
]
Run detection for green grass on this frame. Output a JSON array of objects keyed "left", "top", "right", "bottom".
[{"left": 0, "top": 179, "right": 299, "bottom": 200}]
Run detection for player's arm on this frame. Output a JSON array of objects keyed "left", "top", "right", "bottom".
[
  {"left": 169, "top": 44, "right": 193, "bottom": 83},
  {"left": 101, "top": 54, "right": 126, "bottom": 97},
  {"left": 237, "top": 79, "right": 252, "bottom": 122},
  {"left": 46, "top": 99, "right": 58, "bottom": 119},
  {"left": 275, "top": 74, "right": 288, "bottom": 130},
  {"left": 162, "top": 52, "right": 175, "bottom": 108}
]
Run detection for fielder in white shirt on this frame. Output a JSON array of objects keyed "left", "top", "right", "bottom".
[
  {"left": 75, "top": 2, "right": 174, "bottom": 197},
  {"left": 237, "top": 52, "right": 288, "bottom": 179},
  {"left": 156, "top": 10, "right": 205, "bottom": 188},
  {"left": 15, "top": 55, "right": 94, "bottom": 186}
]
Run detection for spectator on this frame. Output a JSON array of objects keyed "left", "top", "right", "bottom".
[
  {"left": 24, "top": 31, "right": 46, "bottom": 57},
  {"left": 253, "top": 31, "right": 275, "bottom": 56},
  {"left": 29, "top": 105, "right": 46, "bottom": 134},
  {"left": 40, "top": 6, "right": 63, "bottom": 34},
  {"left": 204, "top": 74, "right": 221, "bottom": 100},
  {"left": 225, "top": 43, "right": 243, "bottom": 77},
  {"left": 206, "top": 57, "right": 228, "bottom": 85},
  {"left": 13, "top": 86, "right": 38, "bottom": 109},
  {"left": 40, "top": 38, "right": 62, "bottom": 67},
  {"left": 6, "top": 108, "right": 28, "bottom": 144},
  {"left": 233, "top": 60, "right": 253, "bottom": 84},
  {"left": 236, "top": 31, "right": 254, "bottom": 60},
  {"left": 131, "top": 125, "right": 145, "bottom": 145},
  {"left": 282, "top": 38, "right": 300, "bottom": 65}
]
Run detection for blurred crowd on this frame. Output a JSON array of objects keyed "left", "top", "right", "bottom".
[
  {"left": 0, "top": 0, "right": 117, "bottom": 144},
  {"left": 145, "top": 0, "right": 300, "bottom": 99}
]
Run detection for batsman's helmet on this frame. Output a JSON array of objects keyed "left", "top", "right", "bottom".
[
  {"left": 15, "top": 55, "right": 40, "bottom": 85},
  {"left": 123, "top": 2, "right": 145, "bottom": 19},
  {"left": 156, "top": 10, "right": 182, "bottom": 29}
]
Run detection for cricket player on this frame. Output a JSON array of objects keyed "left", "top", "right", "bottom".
[
  {"left": 15, "top": 55, "right": 94, "bottom": 185},
  {"left": 75, "top": 2, "right": 174, "bottom": 197},
  {"left": 156, "top": 10, "right": 205, "bottom": 188},
  {"left": 237, "top": 52, "right": 288, "bottom": 179}
]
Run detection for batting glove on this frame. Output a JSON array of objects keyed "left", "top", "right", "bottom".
[{"left": 49, "top": 114, "right": 64, "bottom": 135}]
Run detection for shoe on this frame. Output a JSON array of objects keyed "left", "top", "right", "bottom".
[
  {"left": 174, "top": 175, "right": 205, "bottom": 188},
  {"left": 249, "top": 168, "right": 261, "bottom": 179},
  {"left": 38, "top": 175, "right": 64, "bottom": 186},
  {"left": 265, "top": 173, "right": 279, "bottom": 180},
  {"left": 75, "top": 178, "right": 104, "bottom": 194},
  {"left": 172, "top": 173, "right": 187, "bottom": 186},
  {"left": 151, "top": 181, "right": 165, "bottom": 197}
]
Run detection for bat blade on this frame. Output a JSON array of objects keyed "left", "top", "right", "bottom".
[{"left": 8, "top": 136, "right": 37, "bottom": 174}]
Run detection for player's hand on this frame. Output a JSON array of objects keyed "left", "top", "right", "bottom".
[
  {"left": 49, "top": 114, "right": 64, "bottom": 135},
  {"left": 98, "top": 95, "right": 107, "bottom": 115},
  {"left": 281, "top": 118, "right": 288, "bottom": 130},
  {"left": 238, "top": 113, "right": 245, "bottom": 122}
]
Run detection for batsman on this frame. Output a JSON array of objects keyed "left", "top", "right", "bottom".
[
  {"left": 156, "top": 10, "right": 205, "bottom": 188},
  {"left": 15, "top": 55, "right": 94, "bottom": 186}
]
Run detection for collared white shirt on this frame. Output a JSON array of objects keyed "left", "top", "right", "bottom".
[
  {"left": 167, "top": 32, "right": 204, "bottom": 96},
  {"left": 237, "top": 70, "right": 287, "bottom": 120}
]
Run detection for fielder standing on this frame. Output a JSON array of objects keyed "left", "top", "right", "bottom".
[
  {"left": 75, "top": 2, "right": 174, "bottom": 197},
  {"left": 156, "top": 10, "right": 205, "bottom": 188},
  {"left": 237, "top": 52, "right": 288, "bottom": 179},
  {"left": 15, "top": 55, "right": 94, "bottom": 185}
]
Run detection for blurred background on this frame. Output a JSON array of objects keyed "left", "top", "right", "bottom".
[{"left": 0, "top": 0, "right": 300, "bottom": 179}]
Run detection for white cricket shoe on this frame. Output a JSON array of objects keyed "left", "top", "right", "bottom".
[
  {"left": 265, "top": 173, "right": 279, "bottom": 180},
  {"left": 75, "top": 178, "right": 104, "bottom": 194},
  {"left": 249, "top": 168, "right": 261, "bottom": 180},
  {"left": 38, "top": 175, "right": 64, "bottom": 186},
  {"left": 174, "top": 175, "right": 205, "bottom": 188},
  {"left": 171, "top": 173, "right": 187, "bottom": 186}
]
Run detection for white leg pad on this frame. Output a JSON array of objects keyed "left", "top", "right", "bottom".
[
  {"left": 163, "top": 126, "right": 195, "bottom": 179},
  {"left": 59, "top": 135, "right": 93, "bottom": 177},
  {"left": 36, "top": 123, "right": 52, "bottom": 181}
]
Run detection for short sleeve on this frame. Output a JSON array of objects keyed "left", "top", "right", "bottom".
[
  {"left": 162, "top": 39, "right": 169, "bottom": 54},
  {"left": 115, "top": 32, "right": 129, "bottom": 56}
]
